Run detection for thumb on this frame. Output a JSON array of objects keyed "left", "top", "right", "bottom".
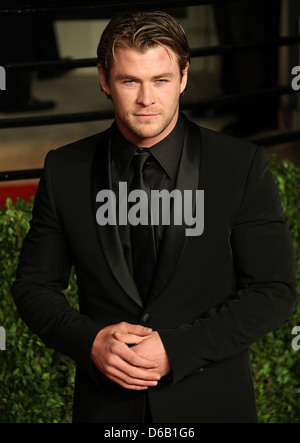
[
  {"left": 118, "top": 322, "right": 152, "bottom": 336},
  {"left": 113, "top": 331, "right": 149, "bottom": 345}
]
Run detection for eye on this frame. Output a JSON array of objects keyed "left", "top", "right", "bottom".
[{"left": 155, "top": 79, "right": 169, "bottom": 86}]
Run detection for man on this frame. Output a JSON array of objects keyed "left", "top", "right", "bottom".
[{"left": 11, "top": 11, "right": 296, "bottom": 423}]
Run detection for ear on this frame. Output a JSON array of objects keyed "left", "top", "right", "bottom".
[
  {"left": 97, "top": 63, "right": 111, "bottom": 96},
  {"left": 180, "top": 61, "right": 189, "bottom": 94}
]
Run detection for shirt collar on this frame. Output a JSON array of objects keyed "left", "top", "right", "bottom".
[{"left": 111, "top": 113, "right": 185, "bottom": 179}]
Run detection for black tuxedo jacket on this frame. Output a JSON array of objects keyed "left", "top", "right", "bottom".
[{"left": 11, "top": 114, "right": 297, "bottom": 423}]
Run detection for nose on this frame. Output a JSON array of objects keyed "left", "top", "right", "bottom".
[{"left": 136, "top": 83, "right": 155, "bottom": 107}]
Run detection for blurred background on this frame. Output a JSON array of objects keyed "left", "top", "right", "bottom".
[{"left": 0, "top": 0, "right": 300, "bottom": 201}]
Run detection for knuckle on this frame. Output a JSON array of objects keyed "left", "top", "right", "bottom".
[
  {"left": 110, "top": 340, "right": 121, "bottom": 354},
  {"left": 127, "top": 367, "right": 137, "bottom": 378},
  {"left": 109, "top": 341, "right": 117, "bottom": 352},
  {"left": 130, "top": 354, "right": 140, "bottom": 366},
  {"left": 124, "top": 375, "right": 134, "bottom": 385},
  {"left": 105, "top": 353, "right": 115, "bottom": 367}
]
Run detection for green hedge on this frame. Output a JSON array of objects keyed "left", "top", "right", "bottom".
[
  {"left": 0, "top": 199, "right": 78, "bottom": 423},
  {"left": 249, "top": 156, "right": 300, "bottom": 423},
  {"left": 0, "top": 155, "right": 299, "bottom": 423}
]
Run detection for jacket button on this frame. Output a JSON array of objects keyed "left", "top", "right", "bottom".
[{"left": 142, "top": 313, "right": 151, "bottom": 323}]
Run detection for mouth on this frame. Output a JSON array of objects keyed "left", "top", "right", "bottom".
[{"left": 134, "top": 113, "right": 159, "bottom": 120}]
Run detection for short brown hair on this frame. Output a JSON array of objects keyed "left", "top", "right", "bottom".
[{"left": 97, "top": 11, "right": 190, "bottom": 83}]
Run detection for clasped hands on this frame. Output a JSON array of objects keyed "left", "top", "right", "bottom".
[{"left": 91, "top": 322, "right": 171, "bottom": 390}]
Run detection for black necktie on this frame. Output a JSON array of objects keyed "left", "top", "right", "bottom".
[{"left": 130, "top": 150, "right": 157, "bottom": 302}]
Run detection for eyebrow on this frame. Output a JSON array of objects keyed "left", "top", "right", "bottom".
[{"left": 115, "top": 72, "right": 174, "bottom": 81}]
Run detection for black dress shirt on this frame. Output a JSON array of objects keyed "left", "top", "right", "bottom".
[{"left": 110, "top": 113, "right": 186, "bottom": 273}]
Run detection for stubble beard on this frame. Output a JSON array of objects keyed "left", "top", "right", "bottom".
[{"left": 116, "top": 105, "right": 179, "bottom": 142}]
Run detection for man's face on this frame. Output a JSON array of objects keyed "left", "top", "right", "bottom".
[{"left": 98, "top": 45, "right": 189, "bottom": 147}]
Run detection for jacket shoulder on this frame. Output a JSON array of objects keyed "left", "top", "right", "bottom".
[
  {"left": 199, "top": 124, "right": 259, "bottom": 157},
  {"left": 182, "top": 113, "right": 261, "bottom": 162},
  {"left": 46, "top": 128, "right": 111, "bottom": 167}
]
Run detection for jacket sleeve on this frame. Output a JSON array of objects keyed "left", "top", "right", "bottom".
[
  {"left": 11, "top": 150, "right": 101, "bottom": 384},
  {"left": 158, "top": 147, "right": 297, "bottom": 385}
]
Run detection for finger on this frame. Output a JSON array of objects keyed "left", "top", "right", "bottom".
[
  {"left": 108, "top": 374, "right": 149, "bottom": 390},
  {"left": 105, "top": 347, "right": 160, "bottom": 380},
  {"left": 117, "top": 359, "right": 161, "bottom": 381},
  {"left": 107, "top": 363, "right": 160, "bottom": 387},
  {"left": 117, "top": 343, "right": 159, "bottom": 369}
]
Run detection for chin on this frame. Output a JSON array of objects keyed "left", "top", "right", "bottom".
[{"left": 134, "top": 123, "right": 167, "bottom": 139}]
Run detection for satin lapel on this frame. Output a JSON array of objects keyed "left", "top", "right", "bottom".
[
  {"left": 148, "top": 117, "right": 202, "bottom": 303},
  {"left": 92, "top": 129, "right": 143, "bottom": 307}
]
